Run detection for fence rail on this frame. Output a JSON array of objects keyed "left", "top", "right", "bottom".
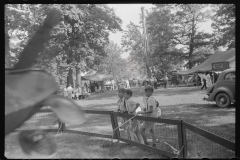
[{"left": 13, "top": 109, "right": 235, "bottom": 158}]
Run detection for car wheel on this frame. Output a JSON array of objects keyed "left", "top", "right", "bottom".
[{"left": 215, "top": 93, "right": 231, "bottom": 108}]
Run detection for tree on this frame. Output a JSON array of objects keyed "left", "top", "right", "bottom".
[
  {"left": 211, "top": 4, "right": 235, "bottom": 49},
  {"left": 99, "top": 41, "right": 124, "bottom": 78},
  {"left": 5, "top": 4, "right": 49, "bottom": 67},
  {"left": 121, "top": 22, "right": 147, "bottom": 76},
  {"left": 149, "top": 4, "right": 214, "bottom": 69},
  {"left": 5, "top": 4, "right": 122, "bottom": 88},
  {"left": 146, "top": 6, "right": 185, "bottom": 74}
]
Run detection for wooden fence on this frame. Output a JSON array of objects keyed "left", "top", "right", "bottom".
[{"left": 16, "top": 108, "right": 235, "bottom": 158}]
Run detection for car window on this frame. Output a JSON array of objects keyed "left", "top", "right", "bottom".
[{"left": 224, "top": 72, "right": 235, "bottom": 81}]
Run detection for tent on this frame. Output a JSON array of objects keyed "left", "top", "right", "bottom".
[
  {"left": 175, "top": 48, "right": 235, "bottom": 75},
  {"left": 82, "top": 71, "right": 114, "bottom": 81}
]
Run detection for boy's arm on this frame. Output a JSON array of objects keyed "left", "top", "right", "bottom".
[
  {"left": 138, "top": 105, "right": 153, "bottom": 114},
  {"left": 138, "top": 98, "right": 154, "bottom": 114},
  {"left": 129, "top": 103, "right": 140, "bottom": 114}
]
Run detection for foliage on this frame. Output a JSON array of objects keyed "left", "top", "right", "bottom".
[
  {"left": 121, "top": 22, "right": 147, "bottom": 76},
  {"left": 211, "top": 4, "right": 235, "bottom": 49},
  {"left": 146, "top": 6, "right": 185, "bottom": 73},
  {"left": 5, "top": 4, "right": 122, "bottom": 87},
  {"left": 168, "top": 4, "right": 213, "bottom": 68}
]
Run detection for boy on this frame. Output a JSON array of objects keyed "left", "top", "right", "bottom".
[
  {"left": 138, "top": 85, "right": 158, "bottom": 147},
  {"left": 124, "top": 89, "right": 144, "bottom": 144},
  {"left": 116, "top": 88, "right": 130, "bottom": 140}
]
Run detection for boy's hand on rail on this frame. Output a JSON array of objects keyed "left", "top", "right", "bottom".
[{"left": 137, "top": 111, "right": 143, "bottom": 115}]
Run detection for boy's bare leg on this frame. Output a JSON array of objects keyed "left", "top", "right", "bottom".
[
  {"left": 135, "top": 122, "right": 144, "bottom": 144},
  {"left": 129, "top": 131, "right": 138, "bottom": 142},
  {"left": 136, "top": 131, "right": 144, "bottom": 144},
  {"left": 140, "top": 128, "right": 148, "bottom": 145},
  {"left": 150, "top": 129, "right": 157, "bottom": 147}
]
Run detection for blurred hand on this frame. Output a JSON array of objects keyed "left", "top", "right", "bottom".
[{"left": 137, "top": 111, "right": 143, "bottom": 115}]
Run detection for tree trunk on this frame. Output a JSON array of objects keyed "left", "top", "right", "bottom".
[
  {"left": 5, "top": 32, "right": 11, "bottom": 67},
  {"left": 5, "top": 13, "right": 11, "bottom": 68},
  {"left": 142, "top": 7, "right": 152, "bottom": 78},
  {"left": 188, "top": 43, "right": 194, "bottom": 69},
  {"left": 67, "top": 52, "right": 74, "bottom": 88},
  {"left": 76, "top": 65, "right": 81, "bottom": 87}
]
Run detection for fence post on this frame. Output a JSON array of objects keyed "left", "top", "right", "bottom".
[
  {"left": 58, "top": 119, "right": 65, "bottom": 132},
  {"left": 110, "top": 111, "right": 120, "bottom": 140},
  {"left": 182, "top": 122, "right": 188, "bottom": 158},
  {"left": 177, "top": 120, "right": 187, "bottom": 158}
]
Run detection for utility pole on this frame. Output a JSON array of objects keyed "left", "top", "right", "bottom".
[{"left": 141, "top": 7, "right": 151, "bottom": 79}]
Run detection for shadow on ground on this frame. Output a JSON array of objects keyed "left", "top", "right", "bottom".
[{"left": 160, "top": 103, "right": 235, "bottom": 140}]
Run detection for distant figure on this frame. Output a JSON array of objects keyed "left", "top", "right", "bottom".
[
  {"left": 206, "top": 73, "right": 212, "bottom": 88},
  {"left": 153, "top": 77, "right": 158, "bottom": 89},
  {"left": 67, "top": 85, "right": 73, "bottom": 99},
  {"left": 111, "top": 79, "right": 116, "bottom": 90},
  {"left": 94, "top": 81, "right": 98, "bottom": 93},
  {"left": 164, "top": 75, "right": 168, "bottom": 89},
  {"left": 63, "top": 87, "right": 68, "bottom": 97},
  {"left": 198, "top": 73, "right": 204, "bottom": 87},
  {"left": 84, "top": 82, "right": 88, "bottom": 92},
  {"left": 126, "top": 79, "right": 130, "bottom": 89},
  {"left": 150, "top": 76, "right": 155, "bottom": 87},
  {"left": 77, "top": 85, "right": 82, "bottom": 100},
  {"left": 201, "top": 73, "right": 207, "bottom": 90},
  {"left": 98, "top": 81, "right": 102, "bottom": 92}
]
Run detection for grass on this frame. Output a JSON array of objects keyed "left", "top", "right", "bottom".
[{"left": 5, "top": 86, "right": 235, "bottom": 158}]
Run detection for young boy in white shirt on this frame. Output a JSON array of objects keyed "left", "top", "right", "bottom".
[
  {"left": 123, "top": 89, "right": 144, "bottom": 144},
  {"left": 116, "top": 88, "right": 131, "bottom": 140},
  {"left": 138, "top": 85, "right": 158, "bottom": 147}
]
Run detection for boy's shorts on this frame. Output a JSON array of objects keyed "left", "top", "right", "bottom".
[
  {"left": 127, "top": 119, "right": 141, "bottom": 132},
  {"left": 142, "top": 121, "right": 156, "bottom": 132}
]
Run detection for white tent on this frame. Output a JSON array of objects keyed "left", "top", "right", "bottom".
[{"left": 175, "top": 48, "right": 235, "bottom": 75}]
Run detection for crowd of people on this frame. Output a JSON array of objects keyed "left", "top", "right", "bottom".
[
  {"left": 198, "top": 72, "right": 215, "bottom": 90},
  {"left": 63, "top": 84, "right": 91, "bottom": 100}
]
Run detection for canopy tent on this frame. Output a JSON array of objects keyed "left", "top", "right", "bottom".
[
  {"left": 82, "top": 71, "right": 114, "bottom": 81},
  {"left": 81, "top": 76, "right": 89, "bottom": 81},
  {"left": 174, "top": 48, "right": 235, "bottom": 75}
]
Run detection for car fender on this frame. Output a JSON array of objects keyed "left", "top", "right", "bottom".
[{"left": 212, "top": 87, "right": 234, "bottom": 101}]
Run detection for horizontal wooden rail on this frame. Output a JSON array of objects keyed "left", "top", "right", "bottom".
[
  {"left": 64, "top": 130, "right": 112, "bottom": 139},
  {"left": 38, "top": 109, "right": 113, "bottom": 115},
  {"left": 24, "top": 108, "right": 235, "bottom": 158},
  {"left": 84, "top": 110, "right": 112, "bottom": 115},
  {"left": 15, "top": 129, "right": 58, "bottom": 132},
  {"left": 114, "top": 112, "right": 181, "bottom": 125},
  {"left": 183, "top": 122, "right": 235, "bottom": 151}
]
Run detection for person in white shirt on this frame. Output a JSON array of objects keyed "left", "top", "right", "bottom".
[
  {"left": 63, "top": 87, "right": 68, "bottom": 97},
  {"left": 206, "top": 72, "right": 212, "bottom": 88},
  {"left": 137, "top": 85, "right": 158, "bottom": 147},
  {"left": 126, "top": 79, "right": 130, "bottom": 89},
  {"left": 123, "top": 89, "right": 144, "bottom": 144},
  {"left": 198, "top": 73, "right": 204, "bottom": 87},
  {"left": 111, "top": 79, "right": 116, "bottom": 90}
]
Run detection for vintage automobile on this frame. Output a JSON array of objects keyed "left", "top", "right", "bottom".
[{"left": 204, "top": 68, "right": 235, "bottom": 108}]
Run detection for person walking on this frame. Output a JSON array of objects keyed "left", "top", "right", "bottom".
[
  {"left": 138, "top": 86, "right": 158, "bottom": 147},
  {"left": 153, "top": 76, "right": 158, "bottom": 89},
  {"left": 206, "top": 72, "right": 213, "bottom": 89},
  {"left": 201, "top": 73, "right": 207, "bottom": 90},
  {"left": 164, "top": 75, "right": 168, "bottom": 89}
]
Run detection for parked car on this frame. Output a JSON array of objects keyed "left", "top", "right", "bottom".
[{"left": 204, "top": 68, "right": 235, "bottom": 108}]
